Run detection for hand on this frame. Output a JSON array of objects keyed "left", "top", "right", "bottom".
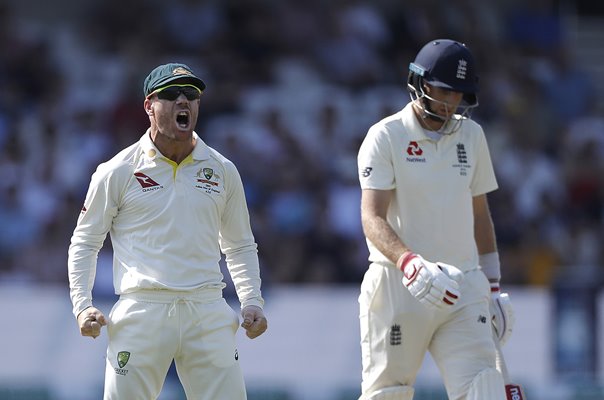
[
  {"left": 397, "top": 252, "right": 463, "bottom": 309},
  {"left": 77, "top": 306, "right": 107, "bottom": 339},
  {"left": 490, "top": 283, "right": 515, "bottom": 346},
  {"left": 241, "top": 305, "right": 267, "bottom": 339}
]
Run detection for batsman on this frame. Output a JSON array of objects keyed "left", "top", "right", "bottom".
[{"left": 357, "top": 39, "right": 515, "bottom": 399}]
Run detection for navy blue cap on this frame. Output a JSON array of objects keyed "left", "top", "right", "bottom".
[
  {"left": 409, "top": 39, "right": 478, "bottom": 94},
  {"left": 143, "top": 63, "right": 206, "bottom": 97}
]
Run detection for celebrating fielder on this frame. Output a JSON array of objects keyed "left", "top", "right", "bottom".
[
  {"left": 357, "top": 39, "right": 514, "bottom": 399},
  {"left": 68, "top": 63, "right": 267, "bottom": 399}
]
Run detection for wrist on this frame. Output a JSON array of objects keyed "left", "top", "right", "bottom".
[
  {"left": 490, "top": 282, "right": 500, "bottom": 298},
  {"left": 76, "top": 306, "right": 92, "bottom": 320},
  {"left": 396, "top": 251, "right": 416, "bottom": 271}
]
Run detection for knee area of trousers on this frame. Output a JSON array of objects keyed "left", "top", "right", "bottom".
[
  {"left": 364, "top": 386, "right": 414, "bottom": 400},
  {"left": 466, "top": 367, "right": 506, "bottom": 400}
]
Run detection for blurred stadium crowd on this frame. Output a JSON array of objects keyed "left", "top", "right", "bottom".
[{"left": 0, "top": 0, "right": 602, "bottom": 290}]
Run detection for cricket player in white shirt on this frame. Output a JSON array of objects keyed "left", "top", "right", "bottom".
[
  {"left": 68, "top": 63, "right": 267, "bottom": 400},
  {"left": 357, "top": 40, "right": 515, "bottom": 400}
]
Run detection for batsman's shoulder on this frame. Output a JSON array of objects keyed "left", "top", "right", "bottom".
[
  {"left": 462, "top": 118, "right": 484, "bottom": 135},
  {"left": 369, "top": 109, "right": 406, "bottom": 138},
  {"left": 372, "top": 109, "right": 405, "bottom": 130}
]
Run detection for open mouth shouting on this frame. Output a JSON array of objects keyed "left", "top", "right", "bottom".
[{"left": 176, "top": 110, "right": 191, "bottom": 130}]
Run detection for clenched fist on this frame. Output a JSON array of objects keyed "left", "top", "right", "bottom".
[
  {"left": 241, "top": 305, "right": 267, "bottom": 339},
  {"left": 77, "top": 306, "right": 107, "bottom": 339}
]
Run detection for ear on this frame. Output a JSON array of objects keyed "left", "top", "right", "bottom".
[{"left": 144, "top": 98, "right": 154, "bottom": 116}]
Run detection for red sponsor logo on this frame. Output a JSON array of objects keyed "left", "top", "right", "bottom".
[
  {"left": 406, "top": 141, "right": 423, "bottom": 156},
  {"left": 134, "top": 172, "right": 160, "bottom": 188}
]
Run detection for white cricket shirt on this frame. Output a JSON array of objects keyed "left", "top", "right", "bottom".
[
  {"left": 358, "top": 102, "right": 498, "bottom": 271},
  {"left": 68, "top": 130, "right": 263, "bottom": 317}
]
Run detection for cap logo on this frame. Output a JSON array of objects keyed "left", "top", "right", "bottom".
[
  {"left": 456, "top": 59, "right": 467, "bottom": 80},
  {"left": 172, "top": 67, "right": 193, "bottom": 77}
]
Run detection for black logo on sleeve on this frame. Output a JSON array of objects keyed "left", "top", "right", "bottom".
[{"left": 361, "top": 167, "right": 373, "bottom": 177}]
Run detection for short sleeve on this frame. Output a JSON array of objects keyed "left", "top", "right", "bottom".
[
  {"left": 358, "top": 125, "right": 396, "bottom": 190},
  {"left": 470, "top": 127, "right": 498, "bottom": 196}
]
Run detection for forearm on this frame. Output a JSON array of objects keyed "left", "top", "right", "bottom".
[
  {"left": 362, "top": 214, "right": 408, "bottom": 265},
  {"left": 474, "top": 217, "right": 497, "bottom": 255},
  {"left": 224, "top": 242, "right": 264, "bottom": 309},
  {"left": 473, "top": 195, "right": 497, "bottom": 255},
  {"left": 68, "top": 227, "right": 107, "bottom": 318},
  {"left": 68, "top": 243, "right": 99, "bottom": 318},
  {"left": 473, "top": 196, "right": 500, "bottom": 282}
]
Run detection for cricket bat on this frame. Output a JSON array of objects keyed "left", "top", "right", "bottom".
[{"left": 494, "top": 337, "right": 526, "bottom": 400}]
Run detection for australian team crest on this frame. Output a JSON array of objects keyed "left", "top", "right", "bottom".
[
  {"left": 202, "top": 167, "right": 213, "bottom": 180},
  {"left": 196, "top": 166, "right": 220, "bottom": 192},
  {"left": 117, "top": 351, "right": 130, "bottom": 368}
]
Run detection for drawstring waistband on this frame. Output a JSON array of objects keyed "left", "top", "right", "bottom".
[
  {"left": 121, "top": 287, "right": 222, "bottom": 326},
  {"left": 167, "top": 297, "right": 200, "bottom": 325}
]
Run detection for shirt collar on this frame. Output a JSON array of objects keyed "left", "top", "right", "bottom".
[
  {"left": 140, "top": 129, "right": 210, "bottom": 161},
  {"left": 402, "top": 103, "right": 440, "bottom": 142}
]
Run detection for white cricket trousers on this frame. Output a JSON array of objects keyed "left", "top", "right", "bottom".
[
  {"left": 359, "top": 264, "right": 497, "bottom": 400},
  {"left": 103, "top": 288, "right": 246, "bottom": 400}
]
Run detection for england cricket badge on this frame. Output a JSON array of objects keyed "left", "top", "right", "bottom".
[{"left": 117, "top": 351, "right": 130, "bottom": 368}]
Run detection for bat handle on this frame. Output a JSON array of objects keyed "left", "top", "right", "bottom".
[
  {"left": 494, "top": 329, "right": 526, "bottom": 399},
  {"left": 493, "top": 328, "right": 510, "bottom": 382}
]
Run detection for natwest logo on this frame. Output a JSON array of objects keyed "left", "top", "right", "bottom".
[
  {"left": 405, "top": 141, "right": 426, "bottom": 163},
  {"left": 134, "top": 172, "right": 161, "bottom": 191},
  {"left": 406, "top": 141, "right": 423, "bottom": 156}
]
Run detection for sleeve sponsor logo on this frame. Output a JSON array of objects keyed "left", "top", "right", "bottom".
[{"left": 361, "top": 167, "right": 373, "bottom": 178}]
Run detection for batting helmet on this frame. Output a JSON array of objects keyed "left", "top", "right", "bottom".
[{"left": 407, "top": 39, "right": 479, "bottom": 133}]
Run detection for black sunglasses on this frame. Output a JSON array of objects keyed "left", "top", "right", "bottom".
[{"left": 152, "top": 85, "right": 201, "bottom": 101}]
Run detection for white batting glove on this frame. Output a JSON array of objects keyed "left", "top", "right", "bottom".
[
  {"left": 397, "top": 252, "right": 463, "bottom": 310},
  {"left": 490, "top": 283, "right": 515, "bottom": 346}
]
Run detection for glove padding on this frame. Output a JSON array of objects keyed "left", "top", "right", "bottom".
[
  {"left": 397, "top": 252, "right": 463, "bottom": 310},
  {"left": 490, "top": 283, "right": 515, "bottom": 346}
]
